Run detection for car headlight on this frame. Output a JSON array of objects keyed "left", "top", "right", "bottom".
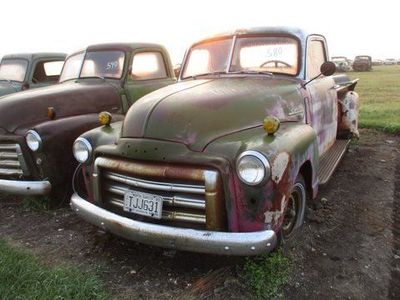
[
  {"left": 72, "top": 137, "right": 92, "bottom": 163},
  {"left": 26, "top": 130, "right": 42, "bottom": 152},
  {"left": 236, "top": 150, "right": 270, "bottom": 185}
]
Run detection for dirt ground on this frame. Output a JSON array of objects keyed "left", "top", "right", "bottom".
[{"left": 0, "top": 128, "right": 399, "bottom": 299}]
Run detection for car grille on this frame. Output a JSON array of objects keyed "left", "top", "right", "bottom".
[
  {"left": 0, "top": 144, "right": 28, "bottom": 177},
  {"left": 94, "top": 157, "right": 225, "bottom": 231}
]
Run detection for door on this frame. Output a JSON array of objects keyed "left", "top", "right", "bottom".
[
  {"left": 124, "top": 50, "right": 175, "bottom": 110},
  {"left": 306, "top": 38, "right": 338, "bottom": 156}
]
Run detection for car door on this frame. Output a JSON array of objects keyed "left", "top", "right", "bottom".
[
  {"left": 305, "top": 36, "right": 338, "bottom": 156},
  {"left": 124, "top": 49, "right": 175, "bottom": 110}
]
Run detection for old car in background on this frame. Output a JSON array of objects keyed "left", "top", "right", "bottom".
[
  {"left": 71, "top": 27, "right": 359, "bottom": 255},
  {"left": 352, "top": 55, "right": 372, "bottom": 71},
  {"left": 331, "top": 56, "right": 351, "bottom": 72},
  {"left": 0, "top": 43, "right": 175, "bottom": 204},
  {"left": 383, "top": 58, "right": 397, "bottom": 65},
  {"left": 372, "top": 59, "right": 384, "bottom": 66},
  {"left": 0, "top": 53, "right": 66, "bottom": 97}
]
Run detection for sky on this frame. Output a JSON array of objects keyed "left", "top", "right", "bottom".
[{"left": 0, "top": 0, "right": 399, "bottom": 64}]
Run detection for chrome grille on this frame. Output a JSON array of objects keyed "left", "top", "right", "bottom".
[
  {"left": 0, "top": 144, "right": 28, "bottom": 177},
  {"left": 102, "top": 170, "right": 207, "bottom": 225},
  {"left": 95, "top": 157, "right": 225, "bottom": 230}
]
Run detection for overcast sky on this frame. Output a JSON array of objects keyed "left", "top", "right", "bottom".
[{"left": 0, "top": 0, "right": 398, "bottom": 64}]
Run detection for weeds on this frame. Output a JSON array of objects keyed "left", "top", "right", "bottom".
[{"left": 242, "top": 250, "right": 291, "bottom": 299}]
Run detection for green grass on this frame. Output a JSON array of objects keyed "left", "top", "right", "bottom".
[
  {"left": 242, "top": 250, "right": 291, "bottom": 299},
  {"left": 347, "top": 65, "right": 400, "bottom": 133},
  {"left": 0, "top": 239, "right": 108, "bottom": 300}
]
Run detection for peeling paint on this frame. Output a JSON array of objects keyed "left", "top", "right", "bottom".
[
  {"left": 339, "top": 91, "right": 360, "bottom": 138},
  {"left": 271, "top": 152, "right": 290, "bottom": 183}
]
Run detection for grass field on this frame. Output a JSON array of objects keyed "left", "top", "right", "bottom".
[
  {"left": 0, "top": 239, "right": 108, "bottom": 300},
  {"left": 347, "top": 65, "right": 400, "bottom": 134}
]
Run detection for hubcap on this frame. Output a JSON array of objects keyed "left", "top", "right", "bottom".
[{"left": 282, "top": 188, "right": 301, "bottom": 238}]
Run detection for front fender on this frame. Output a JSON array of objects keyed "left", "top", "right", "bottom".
[
  {"left": 79, "top": 121, "right": 123, "bottom": 151},
  {"left": 205, "top": 123, "right": 318, "bottom": 232},
  {"left": 23, "top": 114, "right": 124, "bottom": 185}
]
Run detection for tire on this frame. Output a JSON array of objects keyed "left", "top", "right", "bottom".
[{"left": 279, "top": 174, "right": 307, "bottom": 242}]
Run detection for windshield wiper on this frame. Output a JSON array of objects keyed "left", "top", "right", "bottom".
[
  {"left": 0, "top": 78, "right": 13, "bottom": 83},
  {"left": 230, "top": 70, "right": 274, "bottom": 77},
  {"left": 185, "top": 71, "right": 227, "bottom": 79}
]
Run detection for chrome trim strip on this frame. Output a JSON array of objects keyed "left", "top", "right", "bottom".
[
  {"left": 0, "top": 144, "right": 18, "bottom": 151},
  {"left": 0, "top": 168, "right": 23, "bottom": 176},
  {"left": 0, "top": 160, "right": 20, "bottom": 168},
  {"left": 226, "top": 34, "right": 237, "bottom": 73},
  {"left": 0, "top": 179, "right": 51, "bottom": 195},
  {"left": 0, "top": 152, "right": 18, "bottom": 159},
  {"left": 104, "top": 171, "right": 205, "bottom": 194},
  {"left": 71, "top": 193, "right": 277, "bottom": 256}
]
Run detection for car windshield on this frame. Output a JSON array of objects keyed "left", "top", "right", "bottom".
[
  {"left": 81, "top": 51, "right": 125, "bottom": 79},
  {"left": 59, "top": 50, "right": 125, "bottom": 82},
  {"left": 356, "top": 56, "right": 370, "bottom": 60},
  {"left": 181, "top": 35, "right": 299, "bottom": 79},
  {"left": 59, "top": 52, "right": 85, "bottom": 82},
  {"left": 0, "top": 59, "right": 28, "bottom": 82}
]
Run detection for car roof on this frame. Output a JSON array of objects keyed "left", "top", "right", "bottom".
[
  {"left": 65, "top": 43, "right": 166, "bottom": 59},
  {"left": 86, "top": 43, "right": 165, "bottom": 53},
  {"left": 1, "top": 52, "right": 67, "bottom": 61},
  {"left": 193, "top": 26, "right": 312, "bottom": 45}
]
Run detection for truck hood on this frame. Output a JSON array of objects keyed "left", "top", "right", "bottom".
[
  {"left": 0, "top": 79, "right": 120, "bottom": 133},
  {"left": 122, "top": 77, "right": 304, "bottom": 152},
  {"left": 0, "top": 81, "right": 21, "bottom": 98}
]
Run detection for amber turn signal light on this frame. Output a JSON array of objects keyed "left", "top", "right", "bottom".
[
  {"left": 98, "top": 111, "right": 112, "bottom": 126},
  {"left": 47, "top": 107, "right": 56, "bottom": 120},
  {"left": 263, "top": 116, "right": 280, "bottom": 135}
]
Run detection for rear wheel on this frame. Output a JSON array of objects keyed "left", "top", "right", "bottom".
[{"left": 280, "top": 174, "right": 307, "bottom": 241}]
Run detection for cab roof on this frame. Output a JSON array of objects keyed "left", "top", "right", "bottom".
[
  {"left": 195, "top": 26, "right": 311, "bottom": 44},
  {"left": 1, "top": 52, "right": 67, "bottom": 61}
]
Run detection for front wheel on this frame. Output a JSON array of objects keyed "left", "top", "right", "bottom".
[{"left": 280, "top": 174, "right": 307, "bottom": 241}]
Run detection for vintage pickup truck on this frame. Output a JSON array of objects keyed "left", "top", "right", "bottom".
[
  {"left": 0, "top": 43, "right": 175, "bottom": 204},
  {"left": 0, "top": 53, "right": 66, "bottom": 97},
  {"left": 71, "top": 27, "right": 359, "bottom": 255},
  {"left": 352, "top": 55, "right": 372, "bottom": 71}
]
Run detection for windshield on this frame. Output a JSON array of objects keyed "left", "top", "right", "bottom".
[
  {"left": 0, "top": 59, "right": 28, "bottom": 82},
  {"left": 81, "top": 51, "right": 125, "bottom": 79},
  {"left": 59, "top": 53, "right": 84, "bottom": 82},
  {"left": 59, "top": 50, "right": 125, "bottom": 82},
  {"left": 181, "top": 35, "right": 299, "bottom": 79}
]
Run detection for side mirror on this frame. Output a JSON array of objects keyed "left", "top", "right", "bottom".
[
  {"left": 301, "top": 61, "right": 336, "bottom": 89},
  {"left": 320, "top": 61, "right": 336, "bottom": 76},
  {"left": 174, "top": 64, "right": 182, "bottom": 78}
]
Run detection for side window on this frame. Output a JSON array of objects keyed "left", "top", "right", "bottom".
[
  {"left": 306, "top": 40, "right": 326, "bottom": 78},
  {"left": 131, "top": 52, "right": 167, "bottom": 80},
  {"left": 32, "top": 60, "right": 64, "bottom": 83}
]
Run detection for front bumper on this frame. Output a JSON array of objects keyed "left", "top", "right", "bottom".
[
  {"left": 71, "top": 193, "right": 277, "bottom": 256},
  {"left": 0, "top": 179, "right": 51, "bottom": 195}
]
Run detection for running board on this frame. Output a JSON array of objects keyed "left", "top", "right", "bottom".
[{"left": 318, "top": 139, "right": 351, "bottom": 185}]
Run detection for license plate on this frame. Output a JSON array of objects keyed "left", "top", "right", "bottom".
[{"left": 123, "top": 190, "right": 163, "bottom": 219}]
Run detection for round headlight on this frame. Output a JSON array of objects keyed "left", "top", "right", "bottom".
[
  {"left": 72, "top": 137, "right": 92, "bottom": 163},
  {"left": 236, "top": 151, "right": 270, "bottom": 185},
  {"left": 26, "top": 130, "right": 42, "bottom": 152}
]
